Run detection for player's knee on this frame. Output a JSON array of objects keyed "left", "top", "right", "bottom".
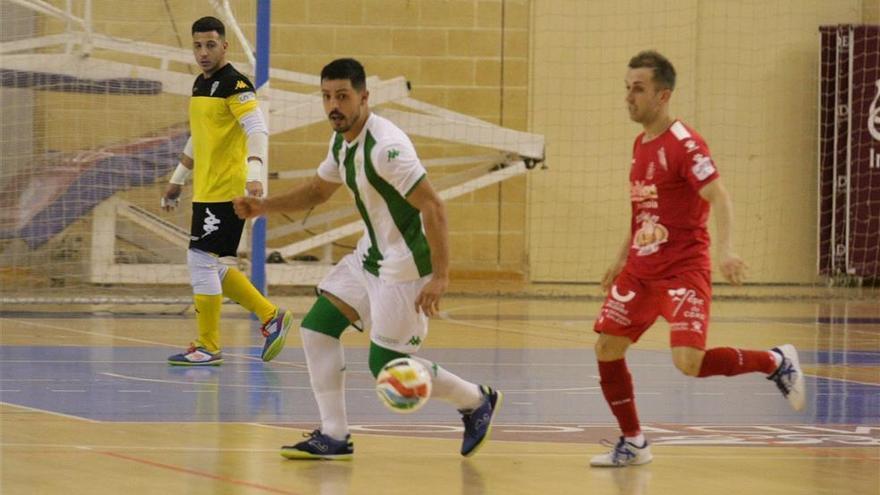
[
  {"left": 301, "top": 295, "right": 351, "bottom": 340},
  {"left": 368, "top": 342, "right": 408, "bottom": 378},
  {"left": 594, "top": 334, "right": 630, "bottom": 361},
  {"left": 672, "top": 348, "right": 704, "bottom": 377}
]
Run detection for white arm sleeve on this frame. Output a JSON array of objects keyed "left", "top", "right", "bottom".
[
  {"left": 183, "top": 136, "right": 193, "bottom": 159},
  {"left": 239, "top": 108, "right": 269, "bottom": 181}
]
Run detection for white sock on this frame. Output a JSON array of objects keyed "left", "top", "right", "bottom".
[
  {"left": 412, "top": 357, "right": 482, "bottom": 411},
  {"left": 770, "top": 349, "right": 783, "bottom": 369},
  {"left": 301, "top": 328, "right": 348, "bottom": 440},
  {"left": 625, "top": 434, "right": 646, "bottom": 447}
]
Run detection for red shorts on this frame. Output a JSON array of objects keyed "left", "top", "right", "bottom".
[{"left": 593, "top": 269, "right": 712, "bottom": 349}]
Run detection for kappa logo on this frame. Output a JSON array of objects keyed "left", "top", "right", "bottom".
[
  {"left": 387, "top": 149, "right": 400, "bottom": 161},
  {"left": 201, "top": 208, "right": 221, "bottom": 237},
  {"left": 235, "top": 80, "right": 249, "bottom": 90},
  {"left": 611, "top": 285, "right": 636, "bottom": 303},
  {"left": 407, "top": 335, "right": 422, "bottom": 346}
]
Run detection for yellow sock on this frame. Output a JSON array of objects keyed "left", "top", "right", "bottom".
[
  {"left": 193, "top": 294, "right": 222, "bottom": 353},
  {"left": 221, "top": 268, "right": 277, "bottom": 323}
]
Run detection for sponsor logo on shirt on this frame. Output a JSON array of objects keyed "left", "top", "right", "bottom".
[
  {"left": 691, "top": 157, "right": 716, "bottom": 181},
  {"left": 633, "top": 212, "right": 668, "bottom": 256},
  {"left": 630, "top": 181, "right": 658, "bottom": 202},
  {"left": 238, "top": 92, "right": 255, "bottom": 103}
]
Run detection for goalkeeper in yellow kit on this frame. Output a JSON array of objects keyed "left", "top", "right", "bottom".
[{"left": 161, "top": 16, "right": 291, "bottom": 366}]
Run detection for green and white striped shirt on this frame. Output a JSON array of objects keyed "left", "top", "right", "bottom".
[{"left": 317, "top": 113, "right": 431, "bottom": 282}]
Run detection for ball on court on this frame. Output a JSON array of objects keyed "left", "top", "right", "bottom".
[{"left": 375, "top": 357, "right": 432, "bottom": 413}]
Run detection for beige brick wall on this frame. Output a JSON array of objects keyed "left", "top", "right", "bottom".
[
  {"left": 38, "top": 0, "right": 532, "bottom": 279},
  {"left": 36, "top": 0, "right": 877, "bottom": 285}
]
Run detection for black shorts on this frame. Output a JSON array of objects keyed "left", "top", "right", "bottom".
[{"left": 189, "top": 202, "right": 245, "bottom": 257}]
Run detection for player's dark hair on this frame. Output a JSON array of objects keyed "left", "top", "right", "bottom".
[
  {"left": 628, "top": 50, "right": 676, "bottom": 90},
  {"left": 192, "top": 16, "right": 225, "bottom": 37},
  {"left": 321, "top": 58, "right": 366, "bottom": 92}
]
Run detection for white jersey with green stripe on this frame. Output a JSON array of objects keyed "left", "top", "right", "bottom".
[{"left": 317, "top": 113, "right": 431, "bottom": 282}]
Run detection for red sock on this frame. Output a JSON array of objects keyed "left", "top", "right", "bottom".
[
  {"left": 697, "top": 347, "right": 777, "bottom": 377},
  {"left": 598, "top": 359, "right": 641, "bottom": 437}
]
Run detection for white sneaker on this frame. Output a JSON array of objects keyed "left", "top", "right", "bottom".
[
  {"left": 590, "top": 437, "right": 653, "bottom": 467},
  {"left": 768, "top": 344, "right": 806, "bottom": 411}
]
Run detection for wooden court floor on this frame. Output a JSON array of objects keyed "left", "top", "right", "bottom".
[{"left": 1, "top": 294, "right": 878, "bottom": 495}]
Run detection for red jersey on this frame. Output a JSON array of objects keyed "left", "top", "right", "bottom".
[{"left": 625, "top": 120, "right": 719, "bottom": 279}]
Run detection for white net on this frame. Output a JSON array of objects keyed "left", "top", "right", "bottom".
[
  {"left": 818, "top": 24, "right": 880, "bottom": 285},
  {"left": 526, "top": 1, "right": 877, "bottom": 297},
  {"left": 0, "top": 0, "right": 545, "bottom": 304},
  {"left": 0, "top": 0, "right": 258, "bottom": 303}
]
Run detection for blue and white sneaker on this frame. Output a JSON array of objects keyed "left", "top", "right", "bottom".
[
  {"left": 768, "top": 344, "right": 806, "bottom": 411},
  {"left": 590, "top": 437, "right": 653, "bottom": 467},
  {"left": 280, "top": 430, "right": 354, "bottom": 460},
  {"left": 460, "top": 385, "right": 503, "bottom": 457},
  {"left": 167, "top": 346, "right": 223, "bottom": 366},
  {"left": 260, "top": 308, "right": 293, "bottom": 362}
]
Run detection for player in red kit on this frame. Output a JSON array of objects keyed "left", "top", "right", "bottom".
[{"left": 589, "top": 51, "right": 806, "bottom": 467}]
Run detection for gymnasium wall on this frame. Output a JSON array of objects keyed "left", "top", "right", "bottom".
[
  {"left": 37, "top": 0, "right": 876, "bottom": 285},
  {"left": 528, "top": 0, "right": 871, "bottom": 284}
]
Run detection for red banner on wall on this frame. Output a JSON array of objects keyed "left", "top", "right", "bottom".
[{"left": 818, "top": 25, "right": 880, "bottom": 281}]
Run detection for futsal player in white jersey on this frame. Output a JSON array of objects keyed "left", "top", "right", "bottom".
[{"left": 233, "top": 58, "right": 502, "bottom": 460}]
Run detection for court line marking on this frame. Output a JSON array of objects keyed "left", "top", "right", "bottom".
[
  {"left": 0, "top": 317, "right": 307, "bottom": 368},
  {"left": 100, "top": 371, "right": 603, "bottom": 394},
  {"left": 87, "top": 448, "right": 303, "bottom": 495},
  {"left": 4, "top": 442, "right": 875, "bottom": 460},
  {"left": 0, "top": 401, "right": 100, "bottom": 423}
]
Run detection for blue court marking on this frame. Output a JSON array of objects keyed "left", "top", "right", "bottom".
[
  {"left": 1, "top": 346, "right": 877, "bottom": 425},
  {"left": 3, "top": 311, "right": 880, "bottom": 325}
]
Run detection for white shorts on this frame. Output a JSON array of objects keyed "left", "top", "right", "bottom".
[{"left": 317, "top": 253, "right": 430, "bottom": 354}]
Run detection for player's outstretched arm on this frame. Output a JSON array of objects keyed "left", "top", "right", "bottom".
[
  {"left": 700, "top": 179, "right": 748, "bottom": 285},
  {"left": 406, "top": 178, "right": 449, "bottom": 317},
  {"left": 233, "top": 174, "right": 340, "bottom": 219}
]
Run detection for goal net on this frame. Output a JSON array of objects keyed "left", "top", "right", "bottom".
[
  {"left": 526, "top": 2, "right": 879, "bottom": 298},
  {"left": 0, "top": 0, "right": 544, "bottom": 305}
]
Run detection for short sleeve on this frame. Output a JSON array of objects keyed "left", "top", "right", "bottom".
[
  {"left": 227, "top": 90, "right": 258, "bottom": 120},
  {"left": 679, "top": 137, "right": 719, "bottom": 191},
  {"left": 372, "top": 140, "right": 426, "bottom": 197},
  {"left": 317, "top": 135, "right": 343, "bottom": 183}
]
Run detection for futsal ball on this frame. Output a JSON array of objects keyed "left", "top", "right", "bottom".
[{"left": 375, "top": 357, "right": 432, "bottom": 413}]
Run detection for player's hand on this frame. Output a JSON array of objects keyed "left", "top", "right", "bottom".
[
  {"left": 719, "top": 251, "right": 748, "bottom": 285},
  {"left": 161, "top": 184, "right": 182, "bottom": 211},
  {"left": 415, "top": 275, "right": 448, "bottom": 317},
  {"left": 246, "top": 180, "right": 263, "bottom": 198},
  {"left": 233, "top": 196, "right": 267, "bottom": 219},
  {"left": 600, "top": 262, "right": 625, "bottom": 294}
]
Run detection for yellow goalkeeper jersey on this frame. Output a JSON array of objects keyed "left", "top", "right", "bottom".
[{"left": 189, "top": 63, "right": 258, "bottom": 202}]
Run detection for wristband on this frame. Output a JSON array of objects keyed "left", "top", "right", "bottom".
[
  {"left": 247, "top": 158, "right": 263, "bottom": 182},
  {"left": 169, "top": 162, "right": 192, "bottom": 185}
]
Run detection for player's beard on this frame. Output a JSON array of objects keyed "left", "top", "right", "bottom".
[{"left": 329, "top": 108, "right": 360, "bottom": 134}]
